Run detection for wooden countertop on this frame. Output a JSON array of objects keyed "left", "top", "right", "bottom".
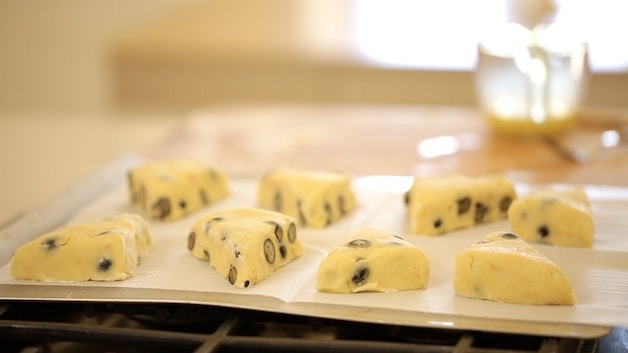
[
  {"left": 1, "top": 104, "right": 625, "bottom": 227},
  {"left": 146, "top": 104, "right": 628, "bottom": 186}
]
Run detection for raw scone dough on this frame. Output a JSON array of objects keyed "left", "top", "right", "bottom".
[
  {"left": 316, "top": 227, "right": 430, "bottom": 293},
  {"left": 128, "top": 160, "right": 229, "bottom": 221},
  {"left": 508, "top": 188, "right": 594, "bottom": 248},
  {"left": 187, "top": 207, "right": 303, "bottom": 288},
  {"left": 405, "top": 174, "right": 516, "bottom": 235},
  {"left": 454, "top": 231, "right": 576, "bottom": 305},
  {"left": 11, "top": 214, "right": 152, "bottom": 282},
  {"left": 258, "top": 168, "right": 356, "bottom": 228}
]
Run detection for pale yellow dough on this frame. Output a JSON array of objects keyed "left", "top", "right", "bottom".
[
  {"left": 454, "top": 231, "right": 576, "bottom": 305},
  {"left": 508, "top": 188, "right": 594, "bottom": 248},
  {"left": 128, "top": 160, "right": 229, "bottom": 221},
  {"left": 405, "top": 174, "right": 516, "bottom": 235},
  {"left": 11, "top": 214, "right": 152, "bottom": 282},
  {"left": 316, "top": 227, "right": 430, "bottom": 293},
  {"left": 258, "top": 168, "right": 356, "bottom": 228},
  {"left": 187, "top": 207, "right": 303, "bottom": 288}
]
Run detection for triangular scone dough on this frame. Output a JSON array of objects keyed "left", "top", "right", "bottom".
[
  {"left": 508, "top": 188, "right": 594, "bottom": 248},
  {"left": 187, "top": 207, "right": 303, "bottom": 288},
  {"left": 258, "top": 168, "right": 357, "bottom": 228},
  {"left": 128, "top": 160, "right": 229, "bottom": 221},
  {"left": 454, "top": 231, "right": 576, "bottom": 305},
  {"left": 316, "top": 227, "right": 429, "bottom": 293},
  {"left": 11, "top": 214, "right": 152, "bottom": 282}
]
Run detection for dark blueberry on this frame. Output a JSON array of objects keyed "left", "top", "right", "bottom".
[
  {"left": 287, "top": 222, "right": 297, "bottom": 243},
  {"left": 279, "top": 245, "right": 287, "bottom": 258},
  {"left": 179, "top": 200, "right": 187, "bottom": 210},
  {"left": 273, "top": 190, "right": 283, "bottom": 211},
  {"left": 152, "top": 197, "right": 171, "bottom": 220},
  {"left": 127, "top": 172, "right": 136, "bottom": 202},
  {"left": 205, "top": 217, "right": 224, "bottom": 234},
  {"left": 297, "top": 200, "right": 307, "bottom": 226},
  {"left": 199, "top": 189, "right": 209, "bottom": 205},
  {"left": 433, "top": 218, "right": 443, "bottom": 229},
  {"left": 41, "top": 237, "right": 57, "bottom": 249},
  {"left": 537, "top": 225, "right": 550, "bottom": 238},
  {"left": 187, "top": 232, "right": 196, "bottom": 250},
  {"left": 457, "top": 196, "right": 472, "bottom": 215},
  {"left": 98, "top": 257, "right": 112, "bottom": 272},
  {"left": 474, "top": 203, "right": 489, "bottom": 223},
  {"left": 324, "top": 202, "right": 332, "bottom": 226},
  {"left": 347, "top": 238, "right": 371, "bottom": 248},
  {"left": 501, "top": 232, "right": 519, "bottom": 239},
  {"left": 266, "top": 221, "right": 283, "bottom": 242},
  {"left": 243, "top": 280, "right": 250, "bottom": 288},
  {"left": 352, "top": 265, "right": 370, "bottom": 286},
  {"left": 137, "top": 184, "right": 146, "bottom": 208},
  {"left": 338, "top": 195, "right": 347, "bottom": 215},
  {"left": 228, "top": 266, "right": 238, "bottom": 285},
  {"left": 499, "top": 196, "right": 513, "bottom": 213},
  {"left": 263, "top": 239, "right": 276, "bottom": 264}
]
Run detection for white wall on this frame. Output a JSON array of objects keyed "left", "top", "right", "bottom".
[{"left": 0, "top": 0, "right": 203, "bottom": 113}]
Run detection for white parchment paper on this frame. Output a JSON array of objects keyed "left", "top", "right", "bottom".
[{"left": 1, "top": 176, "right": 627, "bottom": 337}]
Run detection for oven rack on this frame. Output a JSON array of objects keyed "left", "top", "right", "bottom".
[{"left": 0, "top": 301, "right": 609, "bottom": 353}]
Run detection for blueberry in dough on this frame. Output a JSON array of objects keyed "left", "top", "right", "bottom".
[
  {"left": 187, "top": 232, "right": 196, "bottom": 250},
  {"left": 501, "top": 232, "right": 518, "bottom": 239},
  {"left": 287, "top": 222, "right": 297, "bottom": 243},
  {"left": 499, "top": 196, "right": 513, "bottom": 212},
  {"left": 273, "top": 190, "right": 282, "bottom": 211},
  {"left": 98, "top": 257, "right": 112, "bottom": 272},
  {"left": 266, "top": 221, "right": 283, "bottom": 242},
  {"left": 352, "top": 265, "right": 369, "bottom": 285},
  {"left": 152, "top": 197, "right": 171, "bottom": 220},
  {"left": 347, "top": 239, "right": 371, "bottom": 248},
  {"left": 324, "top": 202, "right": 332, "bottom": 225},
  {"left": 199, "top": 189, "right": 209, "bottom": 205},
  {"left": 297, "top": 200, "right": 307, "bottom": 225},
  {"left": 280, "top": 245, "right": 287, "bottom": 258},
  {"left": 228, "top": 266, "right": 238, "bottom": 285},
  {"left": 338, "top": 195, "right": 347, "bottom": 215},
  {"left": 537, "top": 225, "right": 550, "bottom": 238},
  {"left": 263, "top": 239, "right": 276, "bottom": 264},
  {"left": 474, "top": 203, "right": 489, "bottom": 223},
  {"left": 41, "top": 237, "right": 58, "bottom": 250},
  {"left": 457, "top": 196, "right": 471, "bottom": 215}
]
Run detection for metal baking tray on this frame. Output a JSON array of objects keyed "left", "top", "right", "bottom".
[{"left": 1, "top": 157, "right": 626, "bottom": 339}]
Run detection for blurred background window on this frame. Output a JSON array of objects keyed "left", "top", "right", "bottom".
[{"left": 351, "top": 0, "right": 628, "bottom": 72}]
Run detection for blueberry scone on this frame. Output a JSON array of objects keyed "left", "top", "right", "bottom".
[
  {"left": 258, "top": 168, "right": 357, "bottom": 228},
  {"left": 454, "top": 231, "right": 576, "bottom": 305},
  {"left": 187, "top": 207, "right": 303, "bottom": 288},
  {"left": 11, "top": 214, "right": 152, "bottom": 282},
  {"left": 316, "top": 227, "right": 430, "bottom": 293},
  {"left": 405, "top": 174, "right": 516, "bottom": 235},
  {"left": 508, "top": 188, "right": 594, "bottom": 248},
  {"left": 128, "top": 160, "right": 229, "bottom": 221}
]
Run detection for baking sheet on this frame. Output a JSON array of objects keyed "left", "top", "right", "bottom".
[{"left": 1, "top": 176, "right": 627, "bottom": 338}]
